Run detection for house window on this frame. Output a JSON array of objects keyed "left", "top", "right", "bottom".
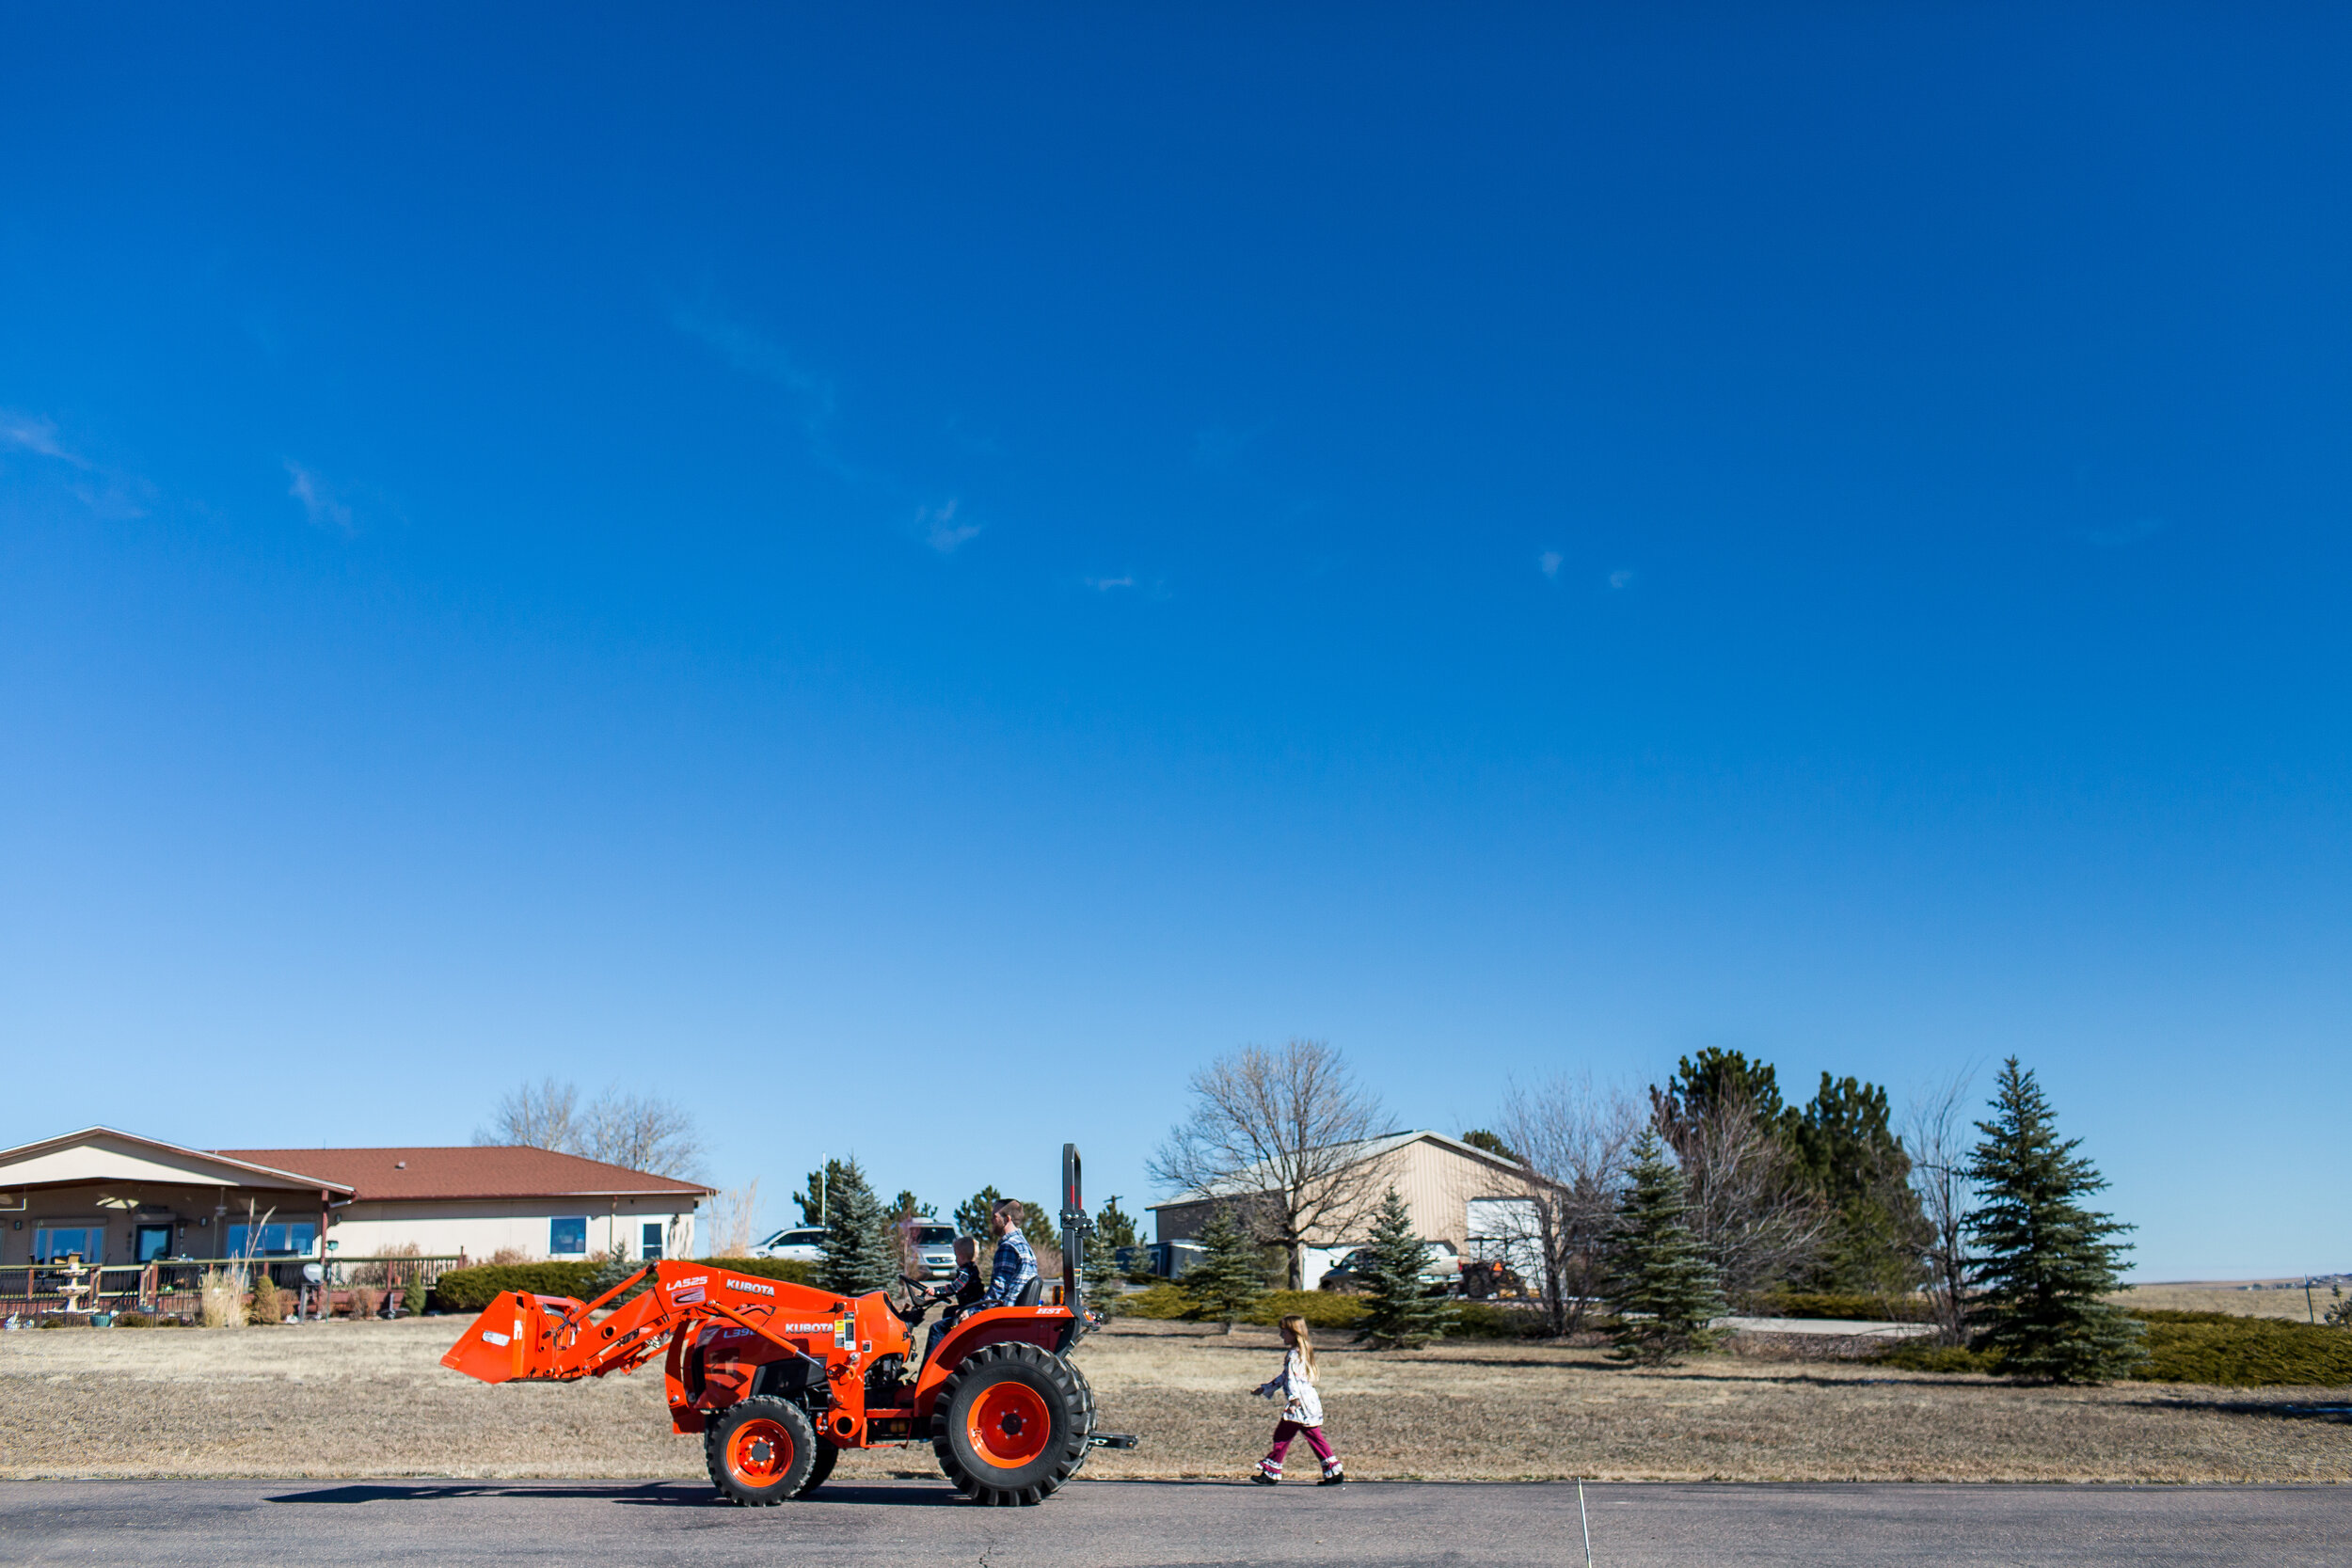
[
  {"left": 641, "top": 1222, "right": 664, "bottom": 1261},
  {"left": 33, "top": 1227, "right": 102, "bottom": 1263},
  {"left": 550, "top": 1216, "right": 588, "bottom": 1257},
  {"left": 227, "top": 1223, "right": 318, "bottom": 1258}
]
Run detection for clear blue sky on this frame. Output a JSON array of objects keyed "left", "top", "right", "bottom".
[{"left": 4, "top": 8, "right": 2344, "bottom": 1280}]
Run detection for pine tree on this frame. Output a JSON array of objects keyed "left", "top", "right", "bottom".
[
  {"left": 816, "top": 1156, "right": 898, "bottom": 1297},
  {"left": 1185, "top": 1206, "right": 1268, "bottom": 1332},
  {"left": 1603, "top": 1129, "right": 1726, "bottom": 1364},
  {"left": 1784, "top": 1073, "right": 1931, "bottom": 1297},
  {"left": 1082, "top": 1196, "right": 1141, "bottom": 1319},
  {"left": 1094, "top": 1195, "right": 1141, "bottom": 1254},
  {"left": 953, "top": 1186, "right": 1004, "bottom": 1241},
  {"left": 1963, "top": 1058, "right": 2145, "bottom": 1383},
  {"left": 1355, "top": 1186, "right": 1455, "bottom": 1350},
  {"left": 794, "top": 1159, "right": 857, "bottom": 1227}
]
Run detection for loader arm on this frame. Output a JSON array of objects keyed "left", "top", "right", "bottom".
[{"left": 439, "top": 1261, "right": 856, "bottom": 1386}]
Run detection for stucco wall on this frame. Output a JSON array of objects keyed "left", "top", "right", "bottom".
[{"left": 331, "top": 1198, "right": 697, "bottom": 1262}]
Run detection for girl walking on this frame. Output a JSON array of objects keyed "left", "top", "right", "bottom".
[{"left": 1251, "top": 1314, "right": 1344, "bottom": 1485}]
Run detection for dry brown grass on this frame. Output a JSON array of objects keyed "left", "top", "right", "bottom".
[{"left": 3, "top": 1316, "right": 2345, "bottom": 1483}]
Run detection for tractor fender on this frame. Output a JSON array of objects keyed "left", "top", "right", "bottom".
[{"left": 913, "top": 1305, "right": 1075, "bottom": 1418}]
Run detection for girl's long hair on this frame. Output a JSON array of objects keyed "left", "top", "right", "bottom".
[{"left": 1279, "top": 1314, "right": 1315, "bottom": 1378}]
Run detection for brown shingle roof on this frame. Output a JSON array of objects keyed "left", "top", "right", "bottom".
[{"left": 213, "top": 1147, "right": 713, "bottom": 1202}]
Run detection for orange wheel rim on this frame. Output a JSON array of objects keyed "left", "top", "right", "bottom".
[
  {"left": 969, "top": 1382, "right": 1052, "bottom": 1468},
  {"left": 726, "top": 1418, "right": 795, "bottom": 1482}
]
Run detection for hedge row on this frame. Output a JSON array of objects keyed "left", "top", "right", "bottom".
[
  {"left": 1756, "top": 1291, "right": 1936, "bottom": 1323},
  {"left": 1870, "top": 1309, "right": 2352, "bottom": 1386},
  {"left": 430, "top": 1257, "right": 815, "bottom": 1314},
  {"left": 2134, "top": 1309, "right": 2352, "bottom": 1387},
  {"left": 1119, "top": 1285, "right": 1372, "bottom": 1329}
]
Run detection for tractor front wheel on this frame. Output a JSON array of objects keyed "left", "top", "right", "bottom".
[
  {"left": 705, "top": 1397, "right": 818, "bottom": 1506},
  {"left": 932, "top": 1342, "right": 1090, "bottom": 1506},
  {"left": 799, "top": 1437, "right": 840, "bottom": 1497}
]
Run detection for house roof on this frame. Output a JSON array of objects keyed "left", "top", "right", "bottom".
[
  {"left": 214, "top": 1146, "right": 715, "bottom": 1202},
  {"left": 1146, "top": 1129, "right": 1526, "bottom": 1211},
  {"left": 0, "top": 1126, "right": 358, "bottom": 1196}
]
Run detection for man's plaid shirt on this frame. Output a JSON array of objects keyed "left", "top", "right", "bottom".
[{"left": 980, "top": 1231, "right": 1038, "bottom": 1307}]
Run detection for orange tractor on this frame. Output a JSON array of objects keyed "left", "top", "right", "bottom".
[{"left": 442, "top": 1144, "right": 1136, "bottom": 1506}]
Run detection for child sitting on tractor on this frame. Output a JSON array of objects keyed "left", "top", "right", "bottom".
[{"left": 919, "top": 1237, "right": 986, "bottom": 1361}]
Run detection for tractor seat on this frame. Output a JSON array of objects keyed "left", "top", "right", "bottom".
[{"left": 1014, "top": 1275, "right": 1043, "bottom": 1307}]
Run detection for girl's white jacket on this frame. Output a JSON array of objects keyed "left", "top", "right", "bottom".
[{"left": 1257, "top": 1347, "right": 1324, "bottom": 1427}]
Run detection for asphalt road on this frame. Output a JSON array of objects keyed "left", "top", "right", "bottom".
[{"left": 0, "top": 1478, "right": 2342, "bottom": 1566}]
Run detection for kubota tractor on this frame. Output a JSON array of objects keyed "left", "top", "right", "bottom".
[{"left": 441, "top": 1144, "right": 1136, "bottom": 1506}]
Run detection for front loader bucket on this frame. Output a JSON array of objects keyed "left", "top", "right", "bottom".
[{"left": 440, "top": 1291, "right": 584, "bottom": 1384}]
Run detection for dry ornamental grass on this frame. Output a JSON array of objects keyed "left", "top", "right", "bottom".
[{"left": 2, "top": 1316, "right": 2346, "bottom": 1484}]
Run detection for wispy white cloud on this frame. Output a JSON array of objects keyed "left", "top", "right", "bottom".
[
  {"left": 1608, "top": 568, "right": 1635, "bottom": 590},
  {"left": 1538, "top": 551, "right": 1563, "bottom": 579},
  {"left": 669, "top": 300, "right": 837, "bottom": 431},
  {"left": 285, "top": 461, "right": 355, "bottom": 533},
  {"left": 919, "top": 499, "right": 980, "bottom": 554},
  {"left": 1086, "top": 574, "right": 1136, "bottom": 591},
  {"left": 1, "top": 410, "right": 87, "bottom": 466}
]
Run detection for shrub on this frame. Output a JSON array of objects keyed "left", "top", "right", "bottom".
[
  {"left": 251, "top": 1275, "right": 284, "bottom": 1323},
  {"left": 1120, "top": 1283, "right": 1196, "bottom": 1320},
  {"left": 1447, "top": 1301, "right": 1549, "bottom": 1339},
  {"left": 114, "top": 1311, "right": 152, "bottom": 1328},
  {"left": 200, "top": 1269, "right": 246, "bottom": 1329},
  {"left": 2130, "top": 1309, "right": 2352, "bottom": 1387},
  {"left": 350, "top": 1286, "right": 382, "bottom": 1320},
  {"left": 1757, "top": 1291, "right": 1935, "bottom": 1323},
  {"left": 429, "top": 1262, "right": 602, "bottom": 1314},
  {"left": 1867, "top": 1311, "right": 2352, "bottom": 1386},
  {"left": 1244, "top": 1291, "right": 1369, "bottom": 1329},
  {"left": 1871, "top": 1339, "right": 2005, "bottom": 1374}
]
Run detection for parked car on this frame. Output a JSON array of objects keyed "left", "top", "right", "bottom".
[
  {"left": 751, "top": 1227, "right": 827, "bottom": 1264},
  {"left": 1317, "top": 1239, "right": 1462, "bottom": 1294},
  {"left": 902, "top": 1222, "right": 961, "bottom": 1281}
]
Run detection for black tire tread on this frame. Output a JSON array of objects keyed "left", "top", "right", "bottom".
[{"left": 930, "top": 1342, "right": 1089, "bottom": 1506}]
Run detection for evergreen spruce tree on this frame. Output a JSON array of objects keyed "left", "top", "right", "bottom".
[
  {"left": 1602, "top": 1129, "right": 1727, "bottom": 1364},
  {"left": 816, "top": 1156, "right": 898, "bottom": 1297},
  {"left": 1185, "top": 1206, "right": 1268, "bottom": 1332},
  {"left": 953, "top": 1186, "right": 1004, "bottom": 1242},
  {"left": 1355, "top": 1186, "right": 1455, "bottom": 1350},
  {"left": 1963, "top": 1058, "right": 2145, "bottom": 1383},
  {"left": 794, "top": 1158, "right": 856, "bottom": 1227},
  {"left": 1784, "top": 1073, "right": 1932, "bottom": 1297},
  {"left": 1082, "top": 1196, "right": 1142, "bottom": 1319}
]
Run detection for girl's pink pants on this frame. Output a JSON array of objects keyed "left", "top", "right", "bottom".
[{"left": 1260, "top": 1421, "right": 1339, "bottom": 1476}]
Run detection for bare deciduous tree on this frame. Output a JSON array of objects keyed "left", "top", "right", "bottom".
[
  {"left": 1905, "top": 1066, "right": 1978, "bottom": 1344},
  {"left": 1654, "top": 1087, "right": 1825, "bottom": 1307},
  {"left": 704, "top": 1178, "right": 762, "bottom": 1259},
  {"left": 1149, "top": 1038, "right": 1389, "bottom": 1290},
  {"left": 476, "top": 1079, "right": 705, "bottom": 1180},
  {"left": 1485, "top": 1072, "right": 1642, "bottom": 1337},
  {"left": 476, "top": 1077, "right": 580, "bottom": 1152},
  {"left": 580, "top": 1090, "right": 705, "bottom": 1180}
]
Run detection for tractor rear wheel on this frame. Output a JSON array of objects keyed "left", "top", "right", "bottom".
[
  {"left": 931, "top": 1342, "right": 1089, "bottom": 1506},
  {"left": 705, "top": 1397, "right": 818, "bottom": 1506}
]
